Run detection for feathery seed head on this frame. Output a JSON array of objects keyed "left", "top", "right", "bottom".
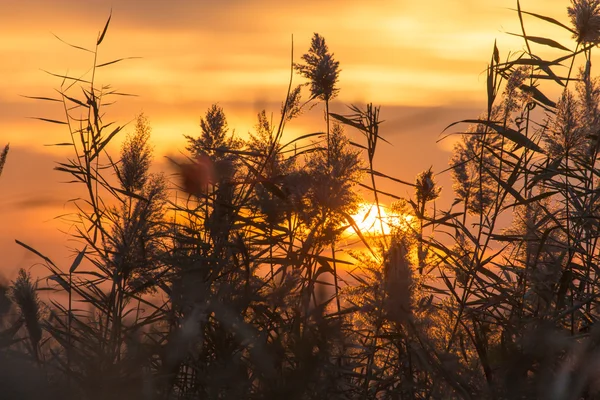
[
  {"left": 10, "top": 269, "right": 42, "bottom": 355},
  {"left": 568, "top": 0, "right": 600, "bottom": 44},
  {"left": 294, "top": 33, "right": 340, "bottom": 102},
  {"left": 415, "top": 167, "right": 441, "bottom": 204},
  {"left": 119, "top": 114, "right": 152, "bottom": 193},
  {"left": 383, "top": 241, "right": 413, "bottom": 324}
]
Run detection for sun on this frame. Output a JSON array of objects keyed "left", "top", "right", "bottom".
[{"left": 346, "top": 202, "right": 414, "bottom": 237}]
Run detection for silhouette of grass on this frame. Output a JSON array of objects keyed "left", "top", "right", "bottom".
[{"left": 4, "top": 2, "right": 600, "bottom": 399}]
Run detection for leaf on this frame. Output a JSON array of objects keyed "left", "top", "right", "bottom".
[
  {"left": 314, "top": 263, "right": 333, "bottom": 279},
  {"left": 209, "top": 148, "right": 263, "bottom": 157},
  {"left": 553, "top": 42, "right": 595, "bottom": 65},
  {"left": 341, "top": 211, "right": 377, "bottom": 259},
  {"left": 69, "top": 246, "right": 87, "bottom": 273},
  {"left": 43, "top": 143, "right": 73, "bottom": 147},
  {"left": 357, "top": 183, "right": 403, "bottom": 200},
  {"left": 529, "top": 72, "right": 570, "bottom": 87},
  {"left": 443, "top": 119, "right": 545, "bottom": 153},
  {"left": 516, "top": 0, "right": 531, "bottom": 53},
  {"left": 329, "top": 113, "right": 364, "bottom": 132},
  {"left": 259, "top": 181, "right": 287, "bottom": 200},
  {"left": 506, "top": 32, "right": 571, "bottom": 52},
  {"left": 20, "top": 95, "right": 61, "bottom": 103},
  {"left": 28, "top": 117, "right": 68, "bottom": 125},
  {"left": 95, "top": 125, "right": 123, "bottom": 156},
  {"left": 51, "top": 33, "right": 94, "bottom": 53},
  {"left": 509, "top": 7, "right": 576, "bottom": 34},
  {"left": 113, "top": 187, "right": 148, "bottom": 202},
  {"left": 556, "top": 269, "right": 573, "bottom": 308},
  {"left": 363, "top": 168, "right": 416, "bottom": 187},
  {"left": 493, "top": 40, "right": 500, "bottom": 64},
  {"left": 40, "top": 69, "right": 91, "bottom": 84},
  {"left": 105, "top": 91, "right": 138, "bottom": 97},
  {"left": 487, "top": 49, "right": 496, "bottom": 116},
  {"left": 532, "top": 225, "right": 561, "bottom": 262},
  {"left": 497, "top": 58, "right": 561, "bottom": 69},
  {"left": 97, "top": 11, "right": 112, "bottom": 45},
  {"left": 49, "top": 275, "right": 71, "bottom": 293},
  {"left": 519, "top": 84, "right": 557, "bottom": 109},
  {"left": 96, "top": 56, "right": 141, "bottom": 68},
  {"left": 62, "top": 93, "right": 89, "bottom": 108},
  {"left": 482, "top": 164, "right": 526, "bottom": 204},
  {"left": 75, "top": 270, "right": 107, "bottom": 280},
  {"left": 15, "top": 240, "right": 57, "bottom": 267},
  {"left": 427, "top": 212, "right": 463, "bottom": 227},
  {"left": 349, "top": 141, "right": 368, "bottom": 150},
  {"left": 505, "top": 190, "right": 558, "bottom": 208},
  {"left": 529, "top": 158, "right": 562, "bottom": 187},
  {"left": 280, "top": 132, "right": 324, "bottom": 150}
]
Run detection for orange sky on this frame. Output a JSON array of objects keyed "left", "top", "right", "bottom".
[{"left": 0, "top": 0, "right": 577, "bottom": 277}]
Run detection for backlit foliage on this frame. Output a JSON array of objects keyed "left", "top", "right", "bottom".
[{"left": 5, "top": 2, "right": 600, "bottom": 399}]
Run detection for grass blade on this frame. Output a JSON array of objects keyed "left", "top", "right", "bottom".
[{"left": 97, "top": 11, "right": 112, "bottom": 45}]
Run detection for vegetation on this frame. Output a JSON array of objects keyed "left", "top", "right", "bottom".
[
  {"left": 4, "top": 1, "right": 600, "bottom": 398},
  {"left": 0, "top": 143, "right": 8, "bottom": 178}
]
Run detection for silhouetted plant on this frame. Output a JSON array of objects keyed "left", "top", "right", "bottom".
[
  {"left": 10, "top": 269, "right": 42, "bottom": 362},
  {"left": 0, "top": 144, "right": 8, "bottom": 178},
  {"left": 294, "top": 33, "right": 340, "bottom": 103},
  {"left": 8, "top": 2, "right": 600, "bottom": 399}
]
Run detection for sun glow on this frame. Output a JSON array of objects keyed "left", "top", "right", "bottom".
[{"left": 346, "top": 202, "right": 414, "bottom": 237}]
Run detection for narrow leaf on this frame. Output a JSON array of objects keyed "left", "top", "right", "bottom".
[
  {"left": 260, "top": 181, "right": 287, "bottom": 200},
  {"left": 519, "top": 84, "right": 557, "bottom": 108},
  {"left": 482, "top": 165, "right": 526, "bottom": 204},
  {"left": 49, "top": 275, "right": 71, "bottom": 293},
  {"left": 62, "top": 93, "right": 88, "bottom": 108},
  {"left": 69, "top": 246, "right": 87, "bottom": 273},
  {"left": 280, "top": 132, "right": 324, "bottom": 150},
  {"left": 443, "top": 119, "right": 545, "bottom": 153},
  {"left": 508, "top": 8, "right": 577, "bottom": 34},
  {"left": 20, "top": 95, "right": 61, "bottom": 103},
  {"left": 506, "top": 32, "right": 571, "bottom": 52},
  {"left": 43, "top": 143, "right": 73, "bottom": 147},
  {"left": 96, "top": 56, "right": 141, "bottom": 68},
  {"left": 493, "top": 41, "right": 500, "bottom": 64},
  {"left": 329, "top": 113, "right": 364, "bottom": 132},
  {"left": 28, "top": 117, "right": 68, "bottom": 125},
  {"left": 15, "top": 240, "right": 57, "bottom": 267},
  {"left": 40, "top": 69, "right": 91, "bottom": 83},
  {"left": 52, "top": 33, "right": 94, "bottom": 53},
  {"left": 342, "top": 211, "right": 377, "bottom": 258},
  {"left": 97, "top": 11, "right": 112, "bottom": 45}
]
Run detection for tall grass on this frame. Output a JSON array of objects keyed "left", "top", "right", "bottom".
[{"left": 4, "top": 1, "right": 600, "bottom": 399}]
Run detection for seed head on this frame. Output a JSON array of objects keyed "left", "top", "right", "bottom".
[
  {"left": 119, "top": 114, "right": 152, "bottom": 193},
  {"left": 568, "top": 0, "right": 600, "bottom": 44},
  {"left": 415, "top": 167, "right": 441, "bottom": 204},
  {"left": 383, "top": 241, "right": 413, "bottom": 324},
  {"left": 10, "top": 269, "right": 42, "bottom": 359},
  {"left": 294, "top": 33, "right": 340, "bottom": 102}
]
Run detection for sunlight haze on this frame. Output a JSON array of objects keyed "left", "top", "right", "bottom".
[{"left": 0, "top": 0, "right": 571, "bottom": 275}]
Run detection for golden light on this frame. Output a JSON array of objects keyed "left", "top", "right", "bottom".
[{"left": 346, "top": 202, "right": 414, "bottom": 237}]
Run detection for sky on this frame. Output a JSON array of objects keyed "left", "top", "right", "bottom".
[{"left": 0, "top": 0, "right": 576, "bottom": 278}]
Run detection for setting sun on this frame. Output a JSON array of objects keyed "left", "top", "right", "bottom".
[{"left": 347, "top": 202, "right": 414, "bottom": 237}]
